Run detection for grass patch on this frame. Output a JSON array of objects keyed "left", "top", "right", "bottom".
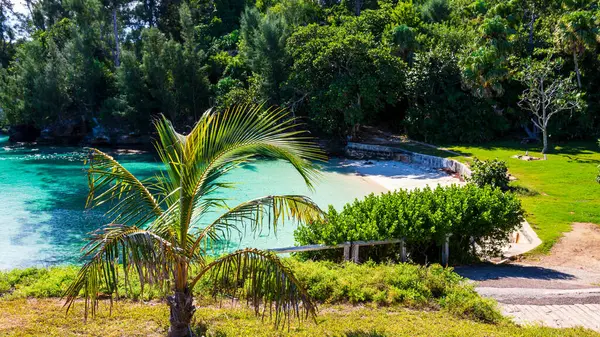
[
  {"left": 0, "top": 261, "right": 499, "bottom": 323},
  {"left": 0, "top": 299, "right": 598, "bottom": 337},
  {"left": 435, "top": 140, "right": 600, "bottom": 253}
]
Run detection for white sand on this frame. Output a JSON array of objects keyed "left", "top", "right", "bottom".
[{"left": 338, "top": 159, "right": 465, "bottom": 191}]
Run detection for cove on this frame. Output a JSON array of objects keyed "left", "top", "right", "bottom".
[{"left": 0, "top": 135, "right": 387, "bottom": 269}]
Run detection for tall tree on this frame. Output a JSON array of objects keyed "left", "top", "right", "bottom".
[
  {"left": 240, "top": 7, "right": 290, "bottom": 103},
  {"left": 286, "top": 23, "right": 406, "bottom": 136},
  {"left": 460, "top": 15, "right": 514, "bottom": 98},
  {"left": 554, "top": 10, "right": 599, "bottom": 88},
  {"left": 0, "top": 0, "right": 14, "bottom": 66},
  {"left": 64, "top": 105, "right": 326, "bottom": 337},
  {"left": 518, "top": 58, "right": 584, "bottom": 158}
]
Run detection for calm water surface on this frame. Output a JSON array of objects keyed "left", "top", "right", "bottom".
[{"left": 0, "top": 135, "right": 385, "bottom": 269}]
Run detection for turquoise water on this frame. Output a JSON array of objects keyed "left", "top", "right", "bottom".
[{"left": 0, "top": 135, "right": 385, "bottom": 269}]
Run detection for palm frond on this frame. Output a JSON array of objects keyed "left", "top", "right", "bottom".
[
  {"left": 63, "top": 224, "right": 180, "bottom": 318},
  {"left": 190, "top": 195, "right": 325, "bottom": 255},
  {"left": 152, "top": 105, "right": 326, "bottom": 248},
  {"left": 187, "top": 104, "right": 326, "bottom": 194},
  {"left": 86, "top": 148, "right": 163, "bottom": 227},
  {"left": 190, "top": 248, "right": 317, "bottom": 328}
]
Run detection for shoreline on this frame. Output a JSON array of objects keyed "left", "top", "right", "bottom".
[{"left": 337, "top": 159, "right": 465, "bottom": 192}]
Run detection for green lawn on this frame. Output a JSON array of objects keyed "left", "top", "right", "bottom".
[
  {"left": 0, "top": 299, "right": 597, "bottom": 337},
  {"left": 435, "top": 141, "right": 600, "bottom": 253}
]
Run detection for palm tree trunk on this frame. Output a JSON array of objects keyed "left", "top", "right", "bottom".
[
  {"left": 573, "top": 51, "right": 581, "bottom": 88},
  {"left": 167, "top": 289, "right": 196, "bottom": 337},
  {"left": 112, "top": 7, "right": 120, "bottom": 67}
]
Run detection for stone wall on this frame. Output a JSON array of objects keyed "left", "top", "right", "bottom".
[{"left": 345, "top": 142, "right": 472, "bottom": 177}]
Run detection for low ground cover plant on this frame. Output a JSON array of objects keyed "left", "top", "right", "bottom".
[
  {"left": 295, "top": 185, "right": 523, "bottom": 263},
  {"left": 0, "top": 261, "right": 501, "bottom": 323}
]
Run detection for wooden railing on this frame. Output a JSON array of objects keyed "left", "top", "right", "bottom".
[{"left": 268, "top": 234, "right": 453, "bottom": 266}]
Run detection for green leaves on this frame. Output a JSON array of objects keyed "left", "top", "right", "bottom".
[
  {"left": 468, "top": 158, "right": 510, "bottom": 191},
  {"left": 194, "top": 195, "right": 325, "bottom": 251},
  {"left": 85, "top": 148, "right": 163, "bottom": 227},
  {"left": 286, "top": 23, "right": 406, "bottom": 135},
  {"left": 295, "top": 185, "right": 524, "bottom": 263}
]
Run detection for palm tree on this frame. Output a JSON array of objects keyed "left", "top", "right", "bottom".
[
  {"left": 64, "top": 105, "right": 327, "bottom": 337},
  {"left": 554, "top": 11, "right": 599, "bottom": 88}
]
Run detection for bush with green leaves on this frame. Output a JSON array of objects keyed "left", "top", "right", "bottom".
[
  {"left": 294, "top": 185, "right": 523, "bottom": 263},
  {"left": 468, "top": 158, "right": 510, "bottom": 191}
]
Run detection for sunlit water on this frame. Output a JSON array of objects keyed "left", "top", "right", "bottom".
[{"left": 0, "top": 135, "right": 387, "bottom": 269}]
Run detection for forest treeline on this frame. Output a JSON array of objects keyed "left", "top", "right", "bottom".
[{"left": 0, "top": 0, "right": 599, "bottom": 142}]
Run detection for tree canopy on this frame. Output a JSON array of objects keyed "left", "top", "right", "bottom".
[{"left": 0, "top": 0, "right": 599, "bottom": 143}]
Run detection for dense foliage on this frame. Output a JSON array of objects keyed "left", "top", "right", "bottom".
[
  {"left": 0, "top": 261, "right": 502, "bottom": 323},
  {"left": 294, "top": 185, "right": 523, "bottom": 263},
  {"left": 468, "top": 158, "right": 510, "bottom": 191},
  {"left": 0, "top": 0, "right": 599, "bottom": 143}
]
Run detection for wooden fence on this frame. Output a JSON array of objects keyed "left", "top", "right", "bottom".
[{"left": 268, "top": 234, "right": 453, "bottom": 266}]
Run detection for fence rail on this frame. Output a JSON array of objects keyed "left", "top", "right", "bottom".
[{"left": 268, "top": 235, "right": 453, "bottom": 265}]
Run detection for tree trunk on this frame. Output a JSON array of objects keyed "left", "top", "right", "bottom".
[
  {"left": 167, "top": 290, "right": 196, "bottom": 337},
  {"left": 541, "top": 128, "right": 548, "bottom": 158},
  {"left": 354, "top": 0, "right": 361, "bottom": 16},
  {"left": 112, "top": 7, "right": 120, "bottom": 68},
  {"left": 573, "top": 51, "right": 581, "bottom": 88}
]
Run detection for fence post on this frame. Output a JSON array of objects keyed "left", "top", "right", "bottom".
[
  {"left": 441, "top": 234, "right": 452, "bottom": 266},
  {"left": 400, "top": 238, "right": 407, "bottom": 262},
  {"left": 343, "top": 243, "right": 351, "bottom": 261},
  {"left": 352, "top": 243, "right": 360, "bottom": 263}
]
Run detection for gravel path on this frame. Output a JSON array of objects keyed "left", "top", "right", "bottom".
[{"left": 456, "top": 263, "right": 600, "bottom": 332}]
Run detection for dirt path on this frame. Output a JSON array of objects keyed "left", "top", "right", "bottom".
[
  {"left": 456, "top": 223, "right": 600, "bottom": 332},
  {"left": 524, "top": 223, "right": 600, "bottom": 272}
]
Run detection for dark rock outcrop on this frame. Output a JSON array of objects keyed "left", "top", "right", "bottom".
[
  {"left": 115, "top": 132, "right": 151, "bottom": 147},
  {"left": 38, "top": 117, "right": 90, "bottom": 145},
  {"left": 8, "top": 124, "right": 41, "bottom": 142}
]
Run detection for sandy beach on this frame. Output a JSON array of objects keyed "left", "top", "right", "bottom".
[{"left": 337, "top": 159, "right": 465, "bottom": 191}]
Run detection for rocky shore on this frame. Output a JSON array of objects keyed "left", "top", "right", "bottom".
[{"left": 5, "top": 117, "right": 152, "bottom": 148}]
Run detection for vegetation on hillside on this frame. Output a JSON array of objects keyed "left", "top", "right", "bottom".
[
  {"left": 1, "top": 0, "right": 598, "bottom": 143},
  {"left": 0, "top": 262, "right": 501, "bottom": 323}
]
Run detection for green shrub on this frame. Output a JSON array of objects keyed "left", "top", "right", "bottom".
[
  {"left": 0, "top": 266, "right": 78, "bottom": 299},
  {"left": 468, "top": 158, "right": 510, "bottom": 191},
  {"left": 294, "top": 185, "right": 523, "bottom": 263},
  {"left": 441, "top": 285, "right": 503, "bottom": 323}
]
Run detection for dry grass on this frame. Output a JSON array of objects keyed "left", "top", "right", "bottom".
[{"left": 1, "top": 298, "right": 598, "bottom": 337}]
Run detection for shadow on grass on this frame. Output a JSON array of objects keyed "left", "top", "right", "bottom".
[
  {"left": 564, "top": 155, "right": 600, "bottom": 165},
  {"left": 454, "top": 264, "right": 576, "bottom": 282},
  {"left": 436, "top": 141, "right": 600, "bottom": 166},
  {"left": 345, "top": 331, "right": 387, "bottom": 337},
  {"left": 511, "top": 185, "right": 540, "bottom": 197},
  {"left": 192, "top": 326, "right": 387, "bottom": 337}
]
